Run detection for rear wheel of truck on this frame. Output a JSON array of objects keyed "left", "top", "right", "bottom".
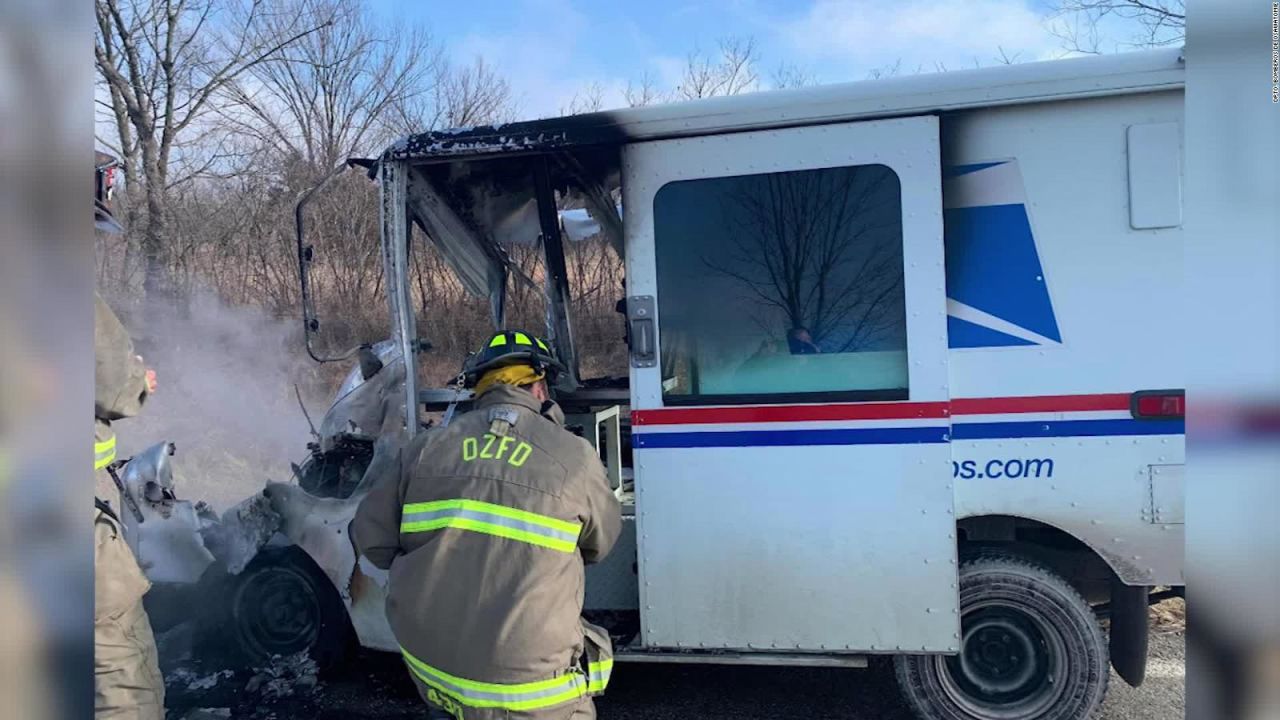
[
  {"left": 894, "top": 553, "right": 1109, "bottom": 720},
  {"left": 203, "top": 546, "right": 353, "bottom": 671}
]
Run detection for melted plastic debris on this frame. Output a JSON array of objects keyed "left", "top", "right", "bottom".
[
  {"left": 170, "top": 667, "right": 236, "bottom": 692},
  {"left": 245, "top": 652, "right": 320, "bottom": 700},
  {"left": 188, "top": 670, "right": 235, "bottom": 692},
  {"left": 180, "top": 709, "right": 232, "bottom": 720},
  {"left": 201, "top": 493, "right": 281, "bottom": 575}
]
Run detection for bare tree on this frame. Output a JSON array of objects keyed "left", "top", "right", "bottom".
[
  {"left": 865, "top": 59, "right": 904, "bottom": 80},
  {"left": 616, "top": 38, "right": 811, "bottom": 107},
  {"left": 772, "top": 63, "right": 818, "bottom": 90},
  {"left": 675, "top": 36, "right": 760, "bottom": 100},
  {"left": 221, "top": 0, "right": 442, "bottom": 174},
  {"left": 624, "top": 71, "right": 663, "bottom": 107},
  {"left": 435, "top": 57, "right": 516, "bottom": 129},
  {"left": 95, "top": 0, "right": 329, "bottom": 301},
  {"left": 1050, "top": 0, "right": 1185, "bottom": 53},
  {"left": 383, "top": 56, "right": 514, "bottom": 135},
  {"left": 561, "top": 81, "right": 606, "bottom": 116},
  {"left": 994, "top": 46, "right": 1024, "bottom": 65}
]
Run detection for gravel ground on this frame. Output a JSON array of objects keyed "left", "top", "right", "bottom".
[{"left": 163, "top": 605, "right": 1185, "bottom": 720}]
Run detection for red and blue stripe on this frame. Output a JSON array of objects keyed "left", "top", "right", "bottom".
[{"left": 630, "top": 393, "right": 1184, "bottom": 449}]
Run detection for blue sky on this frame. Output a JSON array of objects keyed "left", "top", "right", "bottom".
[{"left": 366, "top": 0, "right": 1148, "bottom": 118}]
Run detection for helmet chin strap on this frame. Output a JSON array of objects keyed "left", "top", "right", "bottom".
[{"left": 539, "top": 399, "right": 557, "bottom": 419}]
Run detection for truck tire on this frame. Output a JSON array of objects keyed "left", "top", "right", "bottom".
[
  {"left": 894, "top": 553, "right": 1108, "bottom": 720},
  {"left": 202, "top": 546, "right": 353, "bottom": 671}
]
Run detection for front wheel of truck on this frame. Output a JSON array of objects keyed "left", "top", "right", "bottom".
[
  {"left": 894, "top": 553, "right": 1109, "bottom": 720},
  {"left": 200, "top": 546, "right": 353, "bottom": 671}
]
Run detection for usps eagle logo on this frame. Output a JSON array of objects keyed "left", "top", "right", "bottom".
[{"left": 943, "top": 160, "right": 1062, "bottom": 349}]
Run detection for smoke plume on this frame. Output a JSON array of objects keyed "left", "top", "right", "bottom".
[{"left": 115, "top": 291, "right": 333, "bottom": 511}]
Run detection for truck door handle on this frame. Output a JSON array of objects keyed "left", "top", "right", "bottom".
[{"left": 627, "top": 295, "right": 657, "bottom": 368}]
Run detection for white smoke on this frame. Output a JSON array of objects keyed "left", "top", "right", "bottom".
[{"left": 115, "top": 291, "right": 332, "bottom": 511}]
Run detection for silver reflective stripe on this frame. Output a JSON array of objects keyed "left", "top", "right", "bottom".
[
  {"left": 401, "top": 508, "right": 579, "bottom": 544},
  {"left": 587, "top": 660, "right": 612, "bottom": 692}
]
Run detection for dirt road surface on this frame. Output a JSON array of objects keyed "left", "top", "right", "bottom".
[{"left": 164, "top": 606, "right": 1185, "bottom": 720}]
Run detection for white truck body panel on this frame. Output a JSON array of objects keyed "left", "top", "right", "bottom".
[
  {"left": 620, "top": 76, "right": 1184, "bottom": 652},
  {"left": 942, "top": 91, "right": 1185, "bottom": 585}
]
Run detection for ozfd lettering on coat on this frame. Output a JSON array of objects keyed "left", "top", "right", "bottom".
[{"left": 461, "top": 433, "right": 533, "bottom": 467}]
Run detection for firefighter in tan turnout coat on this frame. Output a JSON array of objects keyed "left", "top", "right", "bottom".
[
  {"left": 94, "top": 292, "right": 164, "bottom": 718},
  {"left": 94, "top": 153, "right": 163, "bottom": 720},
  {"left": 353, "top": 330, "right": 622, "bottom": 720}
]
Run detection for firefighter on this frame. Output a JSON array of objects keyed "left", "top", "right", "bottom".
[
  {"left": 353, "top": 330, "right": 622, "bottom": 720},
  {"left": 94, "top": 152, "right": 164, "bottom": 718},
  {"left": 94, "top": 293, "right": 164, "bottom": 718}
]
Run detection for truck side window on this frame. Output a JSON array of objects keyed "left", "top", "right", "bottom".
[{"left": 653, "top": 164, "right": 908, "bottom": 405}]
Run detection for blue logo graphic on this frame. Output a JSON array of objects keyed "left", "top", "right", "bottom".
[{"left": 943, "top": 160, "right": 1061, "bottom": 349}]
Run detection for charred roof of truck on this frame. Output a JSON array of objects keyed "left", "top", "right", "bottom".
[{"left": 384, "top": 111, "right": 631, "bottom": 162}]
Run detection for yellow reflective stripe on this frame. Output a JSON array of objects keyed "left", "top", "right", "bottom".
[
  {"left": 513, "top": 332, "right": 532, "bottom": 345},
  {"left": 534, "top": 337, "right": 549, "bottom": 351},
  {"left": 489, "top": 334, "right": 508, "bottom": 347},
  {"left": 403, "top": 648, "right": 580, "bottom": 693},
  {"left": 401, "top": 647, "right": 586, "bottom": 711},
  {"left": 401, "top": 517, "right": 577, "bottom": 553},
  {"left": 587, "top": 659, "right": 613, "bottom": 693},
  {"left": 94, "top": 436, "right": 117, "bottom": 470},
  {"left": 403, "top": 499, "right": 580, "bottom": 535}
]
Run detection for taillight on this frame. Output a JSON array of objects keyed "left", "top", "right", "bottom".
[
  {"left": 1131, "top": 390, "right": 1185, "bottom": 419},
  {"left": 104, "top": 166, "right": 116, "bottom": 199}
]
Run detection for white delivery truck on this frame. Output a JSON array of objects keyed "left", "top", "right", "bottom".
[{"left": 160, "top": 47, "right": 1188, "bottom": 720}]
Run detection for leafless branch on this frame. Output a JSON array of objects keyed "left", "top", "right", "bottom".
[
  {"left": 772, "top": 62, "right": 818, "bottom": 90},
  {"left": 676, "top": 36, "right": 761, "bottom": 100},
  {"left": 624, "top": 71, "right": 663, "bottom": 107},
  {"left": 561, "top": 81, "right": 606, "bottom": 116},
  {"left": 1049, "top": 0, "right": 1184, "bottom": 53}
]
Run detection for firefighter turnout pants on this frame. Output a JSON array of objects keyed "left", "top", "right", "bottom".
[
  {"left": 94, "top": 507, "right": 164, "bottom": 720},
  {"left": 94, "top": 599, "right": 164, "bottom": 719}
]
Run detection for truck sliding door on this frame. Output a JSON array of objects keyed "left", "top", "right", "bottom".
[{"left": 623, "top": 116, "right": 958, "bottom": 653}]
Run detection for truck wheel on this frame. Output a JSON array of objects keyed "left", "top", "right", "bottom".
[
  {"left": 894, "top": 553, "right": 1108, "bottom": 720},
  {"left": 204, "top": 546, "right": 352, "bottom": 671}
]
